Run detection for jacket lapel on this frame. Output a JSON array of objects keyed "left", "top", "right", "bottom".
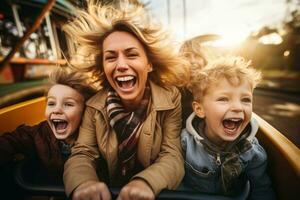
[
  {"left": 85, "top": 81, "right": 176, "bottom": 173},
  {"left": 137, "top": 81, "right": 176, "bottom": 167}
]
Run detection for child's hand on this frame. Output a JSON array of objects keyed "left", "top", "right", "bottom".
[
  {"left": 117, "top": 179, "right": 155, "bottom": 200},
  {"left": 72, "top": 180, "right": 111, "bottom": 200}
]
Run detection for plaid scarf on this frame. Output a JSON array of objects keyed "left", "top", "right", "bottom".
[{"left": 106, "top": 85, "right": 150, "bottom": 184}]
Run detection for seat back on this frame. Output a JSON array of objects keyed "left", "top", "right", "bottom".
[
  {"left": 3, "top": 95, "right": 300, "bottom": 199},
  {"left": 254, "top": 113, "right": 300, "bottom": 199},
  {"left": 0, "top": 97, "right": 46, "bottom": 134}
]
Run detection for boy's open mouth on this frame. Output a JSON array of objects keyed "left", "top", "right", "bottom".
[
  {"left": 116, "top": 75, "right": 136, "bottom": 89},
  {"left": 52, "top": 119, "right": 68, "bottom": 132},
  {"left": 222, "top": 118, "right": 243, "bottom": 133}
]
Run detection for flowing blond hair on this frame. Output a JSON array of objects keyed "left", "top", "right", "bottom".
[
  {"left": 63, "top": 0, "right": 189, "bottom": 88},
  {"left": 187, "top": 56, "right": 262, "bottom": 101}
]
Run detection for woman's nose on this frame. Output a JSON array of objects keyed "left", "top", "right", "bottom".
[{"left": 116, "top": 55, "right": 128, "bottom": 72}]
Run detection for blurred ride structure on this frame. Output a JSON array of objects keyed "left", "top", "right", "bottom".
[{"left": 0, "top": 0, "right": 77, "bottom": 108}]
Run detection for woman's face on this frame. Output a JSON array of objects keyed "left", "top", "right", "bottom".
[{"left": 102, "top": 31, "right": 152, "bottom": 109}]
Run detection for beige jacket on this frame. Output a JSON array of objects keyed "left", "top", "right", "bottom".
[{"left": 64, "top": 81, "right": 184, "bottom": 196}]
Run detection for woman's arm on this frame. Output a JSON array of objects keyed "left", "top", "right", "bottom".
[{"left": 63, "top": 106, "right": 104, "bottom": 197}]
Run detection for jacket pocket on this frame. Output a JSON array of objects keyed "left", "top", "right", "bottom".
[
  {"left": 185, "top": 161, "right": 214, "bottom": 177},
  {"left": 184, "top": 161, "right": 217, "bottom": 193}
]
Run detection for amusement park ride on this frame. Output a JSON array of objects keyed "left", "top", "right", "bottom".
[{"left": 0, "top": 0, "right": 299, "bottom": 199}]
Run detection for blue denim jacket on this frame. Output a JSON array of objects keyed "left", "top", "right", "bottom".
[{"left": 181, "top": 113, "right": 276, "bottom": 200}]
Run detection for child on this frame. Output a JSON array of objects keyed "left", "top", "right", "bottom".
[
  {"left": 180, "top": 35, "right": 226, "bottom": 125},
  {"left": 181, "top": 56, "right": 275, "bottom": 199},
  {"left": 180, "top": 34, "right": 226, "bottom": 70},
  {"left": 0, "top": 68, "right": 96, "bottom": 181}
]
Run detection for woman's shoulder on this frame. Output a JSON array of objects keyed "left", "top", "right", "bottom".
[
  {"left": 150, "top": 81, "right": 181, "bottom": 109},
  {"left": 85, "top": 89, "right": 107, "bottom": 110},
  {"left": 150, "top": 81, "right": 179, "bottom": 94}
]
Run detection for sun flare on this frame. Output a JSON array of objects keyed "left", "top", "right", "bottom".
[{"left": 211, "top": 31, "right": 249, "bottom": 48}]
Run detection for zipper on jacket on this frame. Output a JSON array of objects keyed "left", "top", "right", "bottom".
[{"left": 216, "top": 153, "right": 221, "bottom": 166}]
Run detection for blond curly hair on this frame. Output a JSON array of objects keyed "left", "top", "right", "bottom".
[
  {"left": 63, "top": 0, "right": 189, "bottom": 88},
  {"left": 187, "top": 56, "right": 262, "bottom": 101}
]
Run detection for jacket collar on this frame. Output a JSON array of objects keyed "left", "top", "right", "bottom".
[
  {"left": 185, "top": 112, "right": 259, "bottom": 144},
  {"left": 86, "top": 80, "right": 176, "bottom": 111}
]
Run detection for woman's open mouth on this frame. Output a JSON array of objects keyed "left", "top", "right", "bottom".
[
  {"left": 222, "top": 118, "right": 243, "bottom": 134},
  {"left": 115, "top": 75, "right": 137, "bottom": 90},
  {"left": 52, "top": 119, "right": 68, "bottom": 133}
]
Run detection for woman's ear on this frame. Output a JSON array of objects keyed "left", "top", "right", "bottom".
[
  {"left": 192, "top": 101, "right": 205, "bottom": 118},
  {"left": 147, "top": 62, "right": 153, "bottom": 72}
]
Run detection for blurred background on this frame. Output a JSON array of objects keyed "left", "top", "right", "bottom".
[
  {"left": 0, "top": 0, "right": 299, "bottom": 147},
  {"left": 145, "top": 0, "right": 300, "bottom": 148}
]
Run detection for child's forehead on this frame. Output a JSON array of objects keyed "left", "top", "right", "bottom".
[
  {"left": 47, "top": 84, "right": 84, "bottom": 99},
  {"left": 205, "top": 77, "right": 252, "bottom": 93},
  {"left": 49, "top": 84, "right": 73, "bottom": 92}
]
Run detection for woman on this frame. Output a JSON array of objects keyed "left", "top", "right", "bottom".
[{"left": 63, "top": 1, "right": 189, "bottom": 200}]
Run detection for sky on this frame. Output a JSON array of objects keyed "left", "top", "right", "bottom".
[{"left": 143, "top": 0, "right": 287, "bottom": 43}]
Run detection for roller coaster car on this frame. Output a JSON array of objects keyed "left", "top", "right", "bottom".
[{"left": 0, "top": 97, "right": 299, "bottom": 200}]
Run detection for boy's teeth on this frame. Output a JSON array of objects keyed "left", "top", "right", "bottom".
[
  {"left": 51, "top": 119, "right": 68, "bottom": 131},
  {"left": 52, "top": 119, "right": 64, "bottom": 122},
  {"left": 223, "top": 118, "right": 243, "bottom": 130}
]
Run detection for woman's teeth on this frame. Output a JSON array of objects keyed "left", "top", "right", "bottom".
[
  {"left": 117, "top": 76, "right": 134, "bottom": 82},
  {"left": 116, "top": 76, "right": 136, "bottom": 88}
]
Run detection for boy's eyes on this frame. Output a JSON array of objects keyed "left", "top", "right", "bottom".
[
  {"left": 64, "top": 102, "right": 75, "bottom": 107},
  {"left": 46, "top": 101, "right": 75, "bottom": 107},
  {"left": 217, "top": 97, "right": 228, "bottom": 102},
  {"left": 242, "top": 97, "right": 252, "bottom": 103},
  {"left": 216, "top": 97, "right": 252, "bottom": 103},
  {"left": 47, "top": 101, "right": 55, "bottom": 106}
]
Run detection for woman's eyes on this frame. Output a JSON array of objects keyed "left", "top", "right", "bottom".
[
  {"left": 104, "top": 53, "right": 138, "bottom": 61},
  {"left": 104, "top": 55, "right": 116, "bottom": 61},
  {"left": 127, "top": 53, "right": 138, "bottom": 58}
]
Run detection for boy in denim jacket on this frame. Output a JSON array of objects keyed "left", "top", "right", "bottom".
[{"left": 181, "top": 56, "right": 275, "bottom": 199}]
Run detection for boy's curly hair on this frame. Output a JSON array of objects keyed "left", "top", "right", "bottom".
[{"left": 187, "top": 56, "right": 262, "bottom": 101}]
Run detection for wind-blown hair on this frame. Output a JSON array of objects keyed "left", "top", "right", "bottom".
[
  {"left": 48, "top": 67, "right": 97, "bottom": 101},
  {"left": 63, "top": 0, "right": 189, "bottom": 88},
  {"left": 187, "top": 56, "right": 262, "bottom": 101},
  {"left": 180, "top": 34, "right": 225, "bottom": 70}
]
